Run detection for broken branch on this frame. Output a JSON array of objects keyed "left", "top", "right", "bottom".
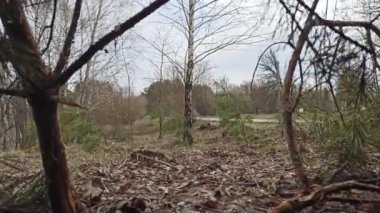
[{"left": 271, "top": 180, "right": 380, "bottom": 213}]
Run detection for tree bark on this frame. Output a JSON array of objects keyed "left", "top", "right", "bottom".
[
  {"left": 28, "top": 90, "right": 82, "bottom": 213},
  {"left": 183, "top": 0, "right": 195, "bottom": 145},
  {"left": 183, "top": 81, "right": 194, "bottom": 145},
  {"left": 158, "top": 47, "right": 164, "bottom": 140},
  {"left": 282, "top": 111, "right": 309, "bottom": 187},
  {"left": 158, "top": 114, "right": 163, "bottom": 140},
  {"left": 158, "top": 82, "right": 163, "bottom": 139}
]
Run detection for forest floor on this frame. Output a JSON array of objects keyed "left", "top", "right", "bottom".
[{"left": 1, "top": 121, "right": 380, "bottom": 212}]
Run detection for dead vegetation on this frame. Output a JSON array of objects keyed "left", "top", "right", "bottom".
[{"left": 0, "top": 125, "right": 380, "bottom": 212}]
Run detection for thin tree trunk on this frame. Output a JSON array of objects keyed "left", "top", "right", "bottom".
[
  {"left": 3, "top": 103, "right": 10, "bottom": 150},
  {"left": 281, "top": 11, "right": 316, "bottom": 190},
  {"left": 79, "top": 1, "right": 103, "bottom": 106},
  {"left": 2, "top": 137, "right": 5, "bottom": 151},
  {"left": 366, "top": 29, "right": 380, "bottom": 93},
  {"left": 158, "top": 82, "right": 163, "bottom": 138},
  {"left": 283, "top": 111, "right": 309, "bottom": 186},
  {"left": 158, "top": 46, "right": 164, "bottom": 140},
  {"left": 183, "top": 0, "right": 195, "bottom": 145},
  {"left": 130, "top": 123, "right": 134, "bottom": 148},
  {"left": 0, "top": 104, "right": 6, "bottom": 151},
  {"left": 29, "top": 90, "right": 82, "bottom": 213},
  {"left": 14, "top": 98, "right": 27, "bottom": 149},
  {"left": 1, "top": 105, "right": 6, "bottom": 151},
  {"left": 126, "top": 68, "right": 134, "bottom": 146},
  {"left": 158, "top": 89, "right": 163, "bottom": 140},
  {"left": 158, "top": 110, "right": 163, "bottom": 139},
  {"left": 183, "top": 81, "right": 194, "bottom": 145}
]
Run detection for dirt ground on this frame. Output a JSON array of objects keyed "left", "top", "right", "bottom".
[{"left": 1, "top": 123, "right": 380, "bottom": 212}]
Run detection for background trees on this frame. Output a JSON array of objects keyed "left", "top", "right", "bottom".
[{"left": 144, "top": 78, "right": 217, "bottom": 118}]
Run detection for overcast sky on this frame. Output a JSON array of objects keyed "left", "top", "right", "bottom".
[{"left": 119, "top": 0, "right": 353, "bottom": 94}]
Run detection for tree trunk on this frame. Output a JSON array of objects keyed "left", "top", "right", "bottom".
[
  {"left": 158, "top": 56, "right": 163, "bottom": 140},
  {"left": 183, "top": 0, "right": 195, "bottom": 145},
  {"left": 281, "top": 9, "right": 316, "bottom": 189},
  {"left": 283, "top": 111, "right": 309, "bottom": 188},
  {"left": 183, "top": 81, "right": 194, "bottom": 145},
  {"left": 28, "top": 90, "right": 82, "bottom": 213},
  {"left": 0, "top": 103, "right": 6, "bottom": 151},
  {"left": 14, "top": 98, "right": 28, "bottom": 149},
  {"left": 158, "top": 113, "right": 163, "bottom": 140},
  {"left": 130, "top": 123, "right": 134, "bottom": 148}
]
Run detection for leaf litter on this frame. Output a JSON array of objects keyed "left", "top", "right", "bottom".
[{"left": 0, "top": 126, "right": 380, "bottom": 212}]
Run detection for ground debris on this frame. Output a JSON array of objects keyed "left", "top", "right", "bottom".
[
  {"left": 198, "top": 122, "right": 218, "bottom": 131},
  {"left": 0, "top": 128, "right": 379, "bottom": 212}
]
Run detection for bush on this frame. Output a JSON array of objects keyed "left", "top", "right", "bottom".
[
  {"left": 215, "top": 93, "right": 251, "bottom": 119},
  {"left": 23, "top": 107, "right": 101, "bottom": 152},
  {"left": 163, "top": 114, "right": 183, "bottom": 136},
  {"left": 24, "top": 121, "right": 39, "bottom": 150},
  {"left": 221, "top": 114, "right": 258, "bottom": 142},
  {"left": 216, "top": 94, "right": 257, "bottom": 142},
  {"left": 310, "top": 98, "right": 380, "bottom": 164},
  {"left": 60, "top": 107, "right": 101, "bottom": 152}
]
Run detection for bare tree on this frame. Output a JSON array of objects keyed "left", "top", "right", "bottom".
[
  {"left": 0, "top": 0, "right": 169, "bottom": 212},
  {"left": 157, "top": 47, "right": 165, "bottom": 140},
  {"left": 259, "top": 50, "right": 283, "bottom": 114},
  {"left": 160, "top": 0, "right": 263, "bottom": 144},
  {"left": 122, "top": 58, "right": 135, "bottom": 146},
  {"left": 146, "top": 30, "right": 171, "bottom": 139}
]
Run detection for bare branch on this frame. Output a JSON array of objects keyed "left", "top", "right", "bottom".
[
  {"left": 40, "top": 0, "right": 57, "bottom": 54},
  {"left": 0, "top": 88, "right": 27, "bottom": 98},
  {"left": 54, "top": 0, "right": 83, "bottom": 74},
  {"left": 55, "top": 0, "right": 170, "bottom": 86},
  {"left": 250, "top": 41, "right": 292, "bottom": 91},
  {"left": 296, "top": 0, "right": 380, "bottom": 41}
]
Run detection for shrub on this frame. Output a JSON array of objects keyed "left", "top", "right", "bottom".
[
  {"left": 60, "top": 107, "right": 101, "bottom": 152},
  {"left": 163, "top": 114, "right": 183, "bottom": 136},
  {"left": 216, "top": 93, "right": 257, "bottom": 142},
  {"left": 24, "top": 121, "right": 39, "bottom": 150},
  {"left": 310, "top": 96, "right": 380, "bottom": 164}
]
